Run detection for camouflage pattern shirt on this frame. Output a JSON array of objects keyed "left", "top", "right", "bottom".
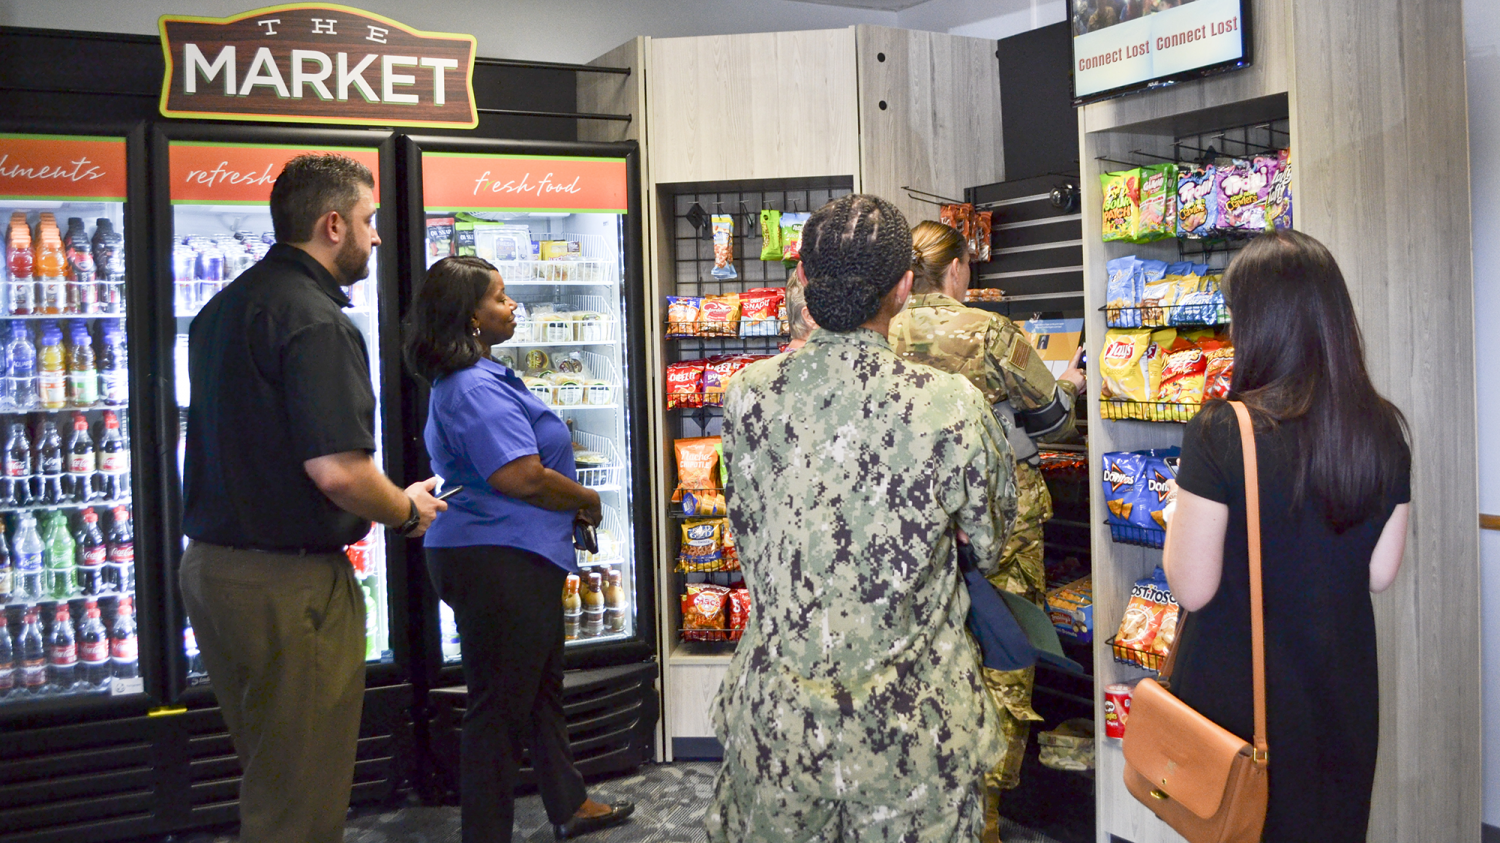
[
  {"left": 889, "top": 293, "right": 1078, "bottom": 444},
  {"left": 713, "top": 327, "right": 1019, "bottom": 806}
]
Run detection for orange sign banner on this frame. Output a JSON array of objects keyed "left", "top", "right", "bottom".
[
  {"left": 0, "top": 134, "right": 128, "bottom": 201},
  {"left": 169, "top": 142, "right": 380, "bottom": 204},
  {"left": 421, "top": 153, "right": 628, "bottom": 213}
]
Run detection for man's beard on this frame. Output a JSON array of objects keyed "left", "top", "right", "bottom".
[{"left": 334, "top": 235, "right": 371, "bottom": 285}]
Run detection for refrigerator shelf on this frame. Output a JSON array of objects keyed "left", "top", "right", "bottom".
[
  {"left": 499, "top": 338, "right": 618, "bottom": 349},
  {"left": 506, "top": 319, "right": 617, "bottom": 346},
  {"left": 5, "top": 588, "right": 135, "bottom": 609},
  {"left": 0, "top": 401, "right": 129, "bottom": 414},
  {"left": 490, "top": 259, "right": 616, "bottom": 286},
  {"left": 0, "top": 494, "right": 131, "bottom": 514},
  {"left": 0, "top": 312, "right": 129, "bottom": 321}
]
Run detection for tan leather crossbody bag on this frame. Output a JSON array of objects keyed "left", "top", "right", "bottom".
[{"left": 1122, "top": 401, "right": 1269, "bottom": 843}]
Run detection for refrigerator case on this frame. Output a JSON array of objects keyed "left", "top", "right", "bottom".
[
  {"left": 151, "top": 127, "right": 406, "bottom": 699},
  {"left": 0, "top": 130, "right": 160, "bottom": 710},
  {"left": 401, "top": 138, "right": 655, "bottom": 675}
]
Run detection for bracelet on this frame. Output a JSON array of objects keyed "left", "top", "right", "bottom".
[{"left": 395, "top": 498, "right": 421, "bottom": 536}]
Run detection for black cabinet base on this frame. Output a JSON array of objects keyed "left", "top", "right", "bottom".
[{"left": 425, "top": 661, "right": 658, "bottom": 803}]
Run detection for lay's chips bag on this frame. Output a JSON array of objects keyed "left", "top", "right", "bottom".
[{"left": 1100, "top": 329, "right": 1151, "bottom": 402}]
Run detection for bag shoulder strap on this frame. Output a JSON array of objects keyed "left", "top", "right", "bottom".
[{"left": 1229, "top": 400, "right": 1269, "bottom": 764}]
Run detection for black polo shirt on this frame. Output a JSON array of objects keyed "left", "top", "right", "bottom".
[{"left": 183, "top": 243, "right": 376, "bottom": 551}]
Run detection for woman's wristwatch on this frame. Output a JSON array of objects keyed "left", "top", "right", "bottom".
[{"left": 394, "top": 498, "right": 421, "bottom": 537}]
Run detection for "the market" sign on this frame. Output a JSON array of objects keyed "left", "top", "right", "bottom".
[{"left": 159, "top": 4, "right": 478, "bottom": 129}]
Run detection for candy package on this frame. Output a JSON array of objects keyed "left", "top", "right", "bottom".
[
  {"left": 1216, "top": 157, "right": 1266, "bottom": 233},
  {"left": 1100, "top": 329, "right": 1151, "bottom": 401},
  {"left": 1105, "top": 256, "right": 1142, "bottom": 328},
  {"left": 1101, "top": 169, "right": 1142, "bottom": 242},
  {"left": 681, "top": 583, "right": 730, "bottom": 640},
  {"left": 759, "top": 209, "right": 783, "bottom": 261},
  {"left": 666, "top": 360, "right": 706, "bottom": 409},
  {"left": 1265, "top": 149, "right": 1293, "bottom": 230},
  {"left": 1136, "top": 164, "right": 1177, "bottom": 242},
  {"left": 666, "top": 296, "right": 702, "bottom": 337},
  {"left": 698, "top": 293, "right": 741, "bottom": 337},
  {"left": 711, "top": 215, "right": 738, "bottom": 280},
  {"left": 1176, "top": 164, "right": 1217, "bottom": 238},
  {"left": 739, "top": 287, "right": 785, "bottom": 337},
  {"left": 781, "top": 213, "right": 809, "bottom": 263}
]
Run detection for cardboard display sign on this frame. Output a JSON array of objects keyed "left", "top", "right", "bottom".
[
  {"left": 169, "top": 142, "right": 380, "bottom": 204},
  {"left": 159, "top": 4, "right": 477, "bottom": 129},
  {"left": 0, "top": 134, "right": 128, "bottom": 202},
  {"left": 421, "top": 153, "right": 628, "bottom": 214}
]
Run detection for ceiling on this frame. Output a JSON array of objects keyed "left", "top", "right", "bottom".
[{"left": 792, "top": 0, "right": 933, "bottom": 10}]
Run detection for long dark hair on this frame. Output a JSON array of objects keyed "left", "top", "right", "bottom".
[
  {"left": 403, "top": 255, "right": 497, "bottom": 383},
  {"left": 1220, "top": 230, "right": 1409, "bottom": 532}
]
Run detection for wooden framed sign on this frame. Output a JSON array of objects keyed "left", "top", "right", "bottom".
[{"left": 159, "top": 3, "right": 478, "bottom": 129}]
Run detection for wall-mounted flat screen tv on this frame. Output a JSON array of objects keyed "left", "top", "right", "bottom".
[{"left": 1070, "top": 0, "right": 1251, "bottom": 105}]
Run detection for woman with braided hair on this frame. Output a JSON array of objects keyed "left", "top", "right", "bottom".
[
  {"left": 889, "top": 221, "right": 1084, "bottom": 843},
  {"left": 707, "top": 195, "right": 1019, "bottom": 843}
]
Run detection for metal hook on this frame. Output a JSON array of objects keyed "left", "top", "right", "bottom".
[{"left": 901, "top": 185, "right": 964, "bottom": 205}]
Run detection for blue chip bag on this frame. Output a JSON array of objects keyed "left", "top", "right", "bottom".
[
  {"left": 1137, "top": 448, "right": 1180, "bottom": 531},
  {"left": 1101, "top": 451, "right": 1149, "bottom": 526},
  {"left": 1105, "top": 256, "right": 1142, "bottom": 328}
]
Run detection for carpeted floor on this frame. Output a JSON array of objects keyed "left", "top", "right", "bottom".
[{"left": 168, "top": 762, "right": 1065, "bottom": 842}]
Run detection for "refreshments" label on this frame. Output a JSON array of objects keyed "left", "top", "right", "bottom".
[{"left": 169, "top": 142, "right": 380, "bottom": 205}]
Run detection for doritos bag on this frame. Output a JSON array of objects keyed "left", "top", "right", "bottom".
[{"left": 1102, "top": 451, "right": 1149, "bottom": 526}]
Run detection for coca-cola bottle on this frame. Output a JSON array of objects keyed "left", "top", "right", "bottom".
[
  {"left": 47, "top": 603, "right": 77, "bottom": 691},
  {"left": 67, "top": 412, "right": 94, "bottom": 502},
  {"left": 37, "top": 420, "right": 63, "bottom": 506},
  {"left": 76, "top": 509, "right": 106, "bottom": 596},
  {"left": 4, "top": 422, "right": 32, "bottom": 506},
  {"left": 77, "top": 600, "right": 109, "bottom": 688},
  {"left": 110, "top": 595, "right": 137, "bottom": 680},
  {"left": 0, "top": 613, "right": 14, "bottom": 698},
  {"left": 105, "top": 506, "right": 133, "bottom": 594},
  {"left": 18, "top": 606, "right": 45, "bottom": 694},
  {"left": 98, "top": 410, "right": 126, "bottom": 501}
]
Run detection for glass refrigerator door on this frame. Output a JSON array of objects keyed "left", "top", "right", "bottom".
[
  {"left": 422, "top": 153, "right": 638, "bottom": 663},
  {"left": 165, "top": 142, "right": 393, "bottom": 689},
  {"left": 0, "top": 134, "right": 142, "bottom": 703}
]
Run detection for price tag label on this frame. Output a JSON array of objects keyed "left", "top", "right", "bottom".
[{"left": 111, "top": 676, "right": 144, "bottom": 696}]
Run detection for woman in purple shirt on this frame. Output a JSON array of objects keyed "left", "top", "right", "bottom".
[{"left": 404, "top": 256, "right": 633, "bottom": 842}]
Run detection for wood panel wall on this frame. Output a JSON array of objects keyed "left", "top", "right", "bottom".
[
  {"left": 1078, "top": 0, "right": 1479, "bottom": 840},
  {"left": 855, "top": 25, "right": 1004, "bottom": 225},
  {"left": 646, "top": 30, "right": 860, "bottom": 185}
]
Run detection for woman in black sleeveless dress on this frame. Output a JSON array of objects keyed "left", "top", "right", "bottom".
[{"left": 1163, "top": 230, "right": 1411, "bottom": 842}]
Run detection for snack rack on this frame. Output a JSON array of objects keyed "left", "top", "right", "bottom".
[{"left": 660, "top": 181, "right": 852, "bottom": 649}]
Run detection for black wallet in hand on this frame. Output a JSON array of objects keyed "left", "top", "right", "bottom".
[{"left": 573, "top": 520, "right": 598, "bottom": 554}]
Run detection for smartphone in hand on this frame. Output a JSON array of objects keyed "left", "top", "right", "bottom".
[{"left": 436, "top": 485, "right": 463, "bottom": 502}]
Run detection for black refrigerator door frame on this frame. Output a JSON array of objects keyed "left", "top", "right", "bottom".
[
  {"left": 396, "top": 135, "right": 656, "bottom": 681},
  {"left": 149, "top": 123, "right": 416, "bottom": 705},
  {"left": 0, "top": 119, "right": 167, "bottom": 726}
]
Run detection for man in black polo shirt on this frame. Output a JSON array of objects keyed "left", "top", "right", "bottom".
[{"left": 179, "top": 154, "right": 445, "bottom": 843}]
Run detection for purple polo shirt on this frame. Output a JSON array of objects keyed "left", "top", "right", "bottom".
[{"left": 422, "top": 357, "right": 578, "bottom": 572}]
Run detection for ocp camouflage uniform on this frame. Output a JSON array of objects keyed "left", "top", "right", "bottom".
[
  {"left": 707, "top": 327, "right": 1019, "bottom": 843},
  {"left": 889, "top": 292, "right": 1080, "bottom": 792}
]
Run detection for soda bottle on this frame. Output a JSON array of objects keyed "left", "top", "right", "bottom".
[
  {"left": 68, "top": 413, "right": 94, "bottom": 502},
  {"left": 105, "top": 506, "right": 133, "bottom": 593},
  {"left": 37, "top": 322, "right": 66, "bottom": 410},
  {"left": 37, "top": 420, "right": 63, "bottom": 506},
  {"left": 563, "top": 574, "right": 582, "bottom": 641},
  {"left": 97, "top": 319, "right": 127, "bottom": 406},
  {"left": 47, "top": 603, "right": 77, "bottom": 691},
  {"left": 0, "top": 613, "right": 14, "bottom": 697},
  {"left": 76, "top": 509, "right": 105, "bottom": 596},
  {"left": 5, "top": 422, "right": 33, "bottom": 506},
  {"left": 7, "top": 213, "right": 34, "bottom": 316},
  {"left": 78, "top": 601, "right": 109, "bottom": 688},
  {"left": 67, "top": 323, "right": 96, "bottom": 407},
  {"left": 13, "top": 515, "right": 42, "bottom": 601},
  {"left": 92, "top": 220, "right": 125, "bottom": 315},
  {"left": 184, "top": 625, "right": 205, "bottom": 678},
  {"left": 362, "top": 578, "right": 379, "bottom": 660},
  {"left": 99, "top": 410, "right": 126, "bottom": 500},
  {"left": 582, "top": 572, "right": 605, "bottom": 639},
  {"left": 64, "top": 218, "right": 97, "bottom": 315},
  {"left": 6, "top": 322, "right": 37, "bottom": 410},
  {"left": 44, "top": 511, "right": 76, "bottom": 601},
  {"left": 110, "top": 595, "right": 138, "bottom": 680},
  {"left": 0, "top": 525, "right": 10, "bottom": 604},
  {"left": 18, "top": 606, "right": 45, "bottom": 694}
]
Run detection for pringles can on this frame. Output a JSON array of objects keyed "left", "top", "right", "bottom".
[{"left": 1104, "top": 683, "right": 1132, "bottom": 739}]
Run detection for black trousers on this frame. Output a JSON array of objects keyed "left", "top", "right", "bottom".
[{"left": 426, "top": 545, "right": 587, "bottom": 843}]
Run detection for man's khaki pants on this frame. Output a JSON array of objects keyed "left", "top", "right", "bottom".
[{"left": 179, "top": 541, "right": 366, "bottom": 843}]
